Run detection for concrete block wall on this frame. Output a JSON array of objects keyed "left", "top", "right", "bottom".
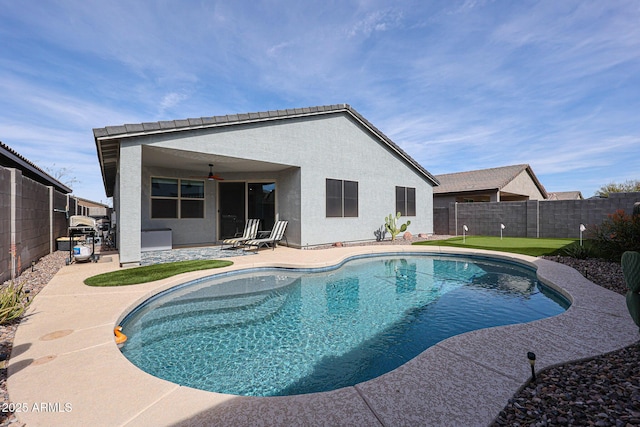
[
  {"left": 0, "top": 167, "right": 11, "bottom": 282},
  {"left": 0, "top": 165, "right": 73, "bottom": 284},
  {"left": 433, "top": 207, "right": 449, "bottom": 235},
  {"left": 17, "top": 177, "right": 50, "bottom": 272},
  {"left": 443, "top": 192, "right": 640, "bottom": 239},
  {"left": 449, "top": 201, "right": 528, "bottom": 237}
]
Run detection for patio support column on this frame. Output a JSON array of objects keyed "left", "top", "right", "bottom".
[{"left": 118, "top": 143, "right": 142, "bottom": 266}]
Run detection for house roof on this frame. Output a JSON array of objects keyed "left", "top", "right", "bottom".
[
  {"left": 93, "top": 104, "right": 439, "bottom": 197},
  {"left": 0, "top": 141, "right": 72, "bottom": 193},
  {"left": 548, "top": 191, "right": 583, "bottom": 200},
  {"left": 433, "top": 164, "right": 548, "bottom": 198}
]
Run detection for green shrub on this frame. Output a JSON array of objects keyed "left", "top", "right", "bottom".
[
  {"left": 0, "top": 281, "right": 31, "bottom": 324},
  {"left": 561, "top": 241, "right": 599, "bottom": 259},
  {"left": 589, "top": 209, "right": 640, "bottom": 261}
]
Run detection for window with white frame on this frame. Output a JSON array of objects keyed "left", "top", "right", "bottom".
[{"left": 151, "top": 177, "right": 204, "bottom": 219}]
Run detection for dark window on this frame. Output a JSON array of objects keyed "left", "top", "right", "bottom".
[
  {"left": 151, "top": 199, "right": 178, "bottom": 219},
  {"left": 406, "top": 187, "right": 416, "bottom": 216},
  {"left": 396, "top": 186, "right": 406, "bottom": 215},
  {"left": 152, "top": 178, "right": 178, "bottom": 197},
  {"left": 181, "top": 200, "right": 204, "bottom": 218},
  {"left": 326, "top": 179, "right": 358, "bottom": 218},
  {"left": 396, "top": 186, "right": 416, "bottom": 216},
  {"left": 181, "top": 180, "right": 204, "bottom": 198},
  {"left": 151, "top": 177, "right": 205, "bottom": 219},
  {"left": 343, "top": 180, "right": 358, "bottom": 217},
  {"left": 326, "top": 179, "right": 343, "bottom": 217}
]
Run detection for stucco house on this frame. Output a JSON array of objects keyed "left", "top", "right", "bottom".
[
  {"left": 433, "top": 164, "right": 547, "bottom": 208},
  {"left": 94, "top": 104, "right": 440, "bottom": 266}
]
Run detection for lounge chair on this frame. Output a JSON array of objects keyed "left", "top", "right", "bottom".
[
  {"left": 244, "top": 220, "right": 288, "bottom": 251},
  {"left": 221, "top": 219, "right": 260, "bottom": 249}
]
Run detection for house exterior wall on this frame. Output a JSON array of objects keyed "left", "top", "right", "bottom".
[
  {"left": 145, "top": 114, "right": 434, "bottom": 247},
  {"left": 295, "top": 115, "right": 433, "bottom": 246},
  {"left": 502, "top": 170, "right": 545, "bottom": 200},
  {"left": 118, "top": 143, "right": 142, "bottom": 265},
  {"left": 275, "top": 167, "right": 302, "bottom": 245},
  {"left": 115, "top": 112, "right": 435, "bottom": 263},
  {"left": 140, "top": 164, "right": 218, "bottom": 246}
]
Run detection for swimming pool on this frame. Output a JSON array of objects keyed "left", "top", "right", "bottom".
[{"left": 120, "top": 254, "right": 569, "bottom": 397}]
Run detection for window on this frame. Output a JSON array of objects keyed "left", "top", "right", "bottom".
[
  {"left": 151, "top": 177, "right": 205, "bottom": 219},
  {"left": 326, "top": 178, "right": 358, "bottom": 218},
  {"left": 396, "top": 186, "right": 416, "bottom": 216}
]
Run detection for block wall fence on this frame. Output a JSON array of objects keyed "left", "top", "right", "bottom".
[
  {"left": 0, "top": 165, "right": 88, "bottom": 284},
  {"left": 434, "top": 192, "right": 640, "bottom": 238}
]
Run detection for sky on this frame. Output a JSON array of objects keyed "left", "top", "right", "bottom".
[{"left": 1, "top": 0, "right": 639, "bottom": 203}]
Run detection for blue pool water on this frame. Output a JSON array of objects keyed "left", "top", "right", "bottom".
[{"left": 120, "top": 254, "right": 569, "bottom": 397}]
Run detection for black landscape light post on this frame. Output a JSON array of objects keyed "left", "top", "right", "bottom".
[{"left": 527, "top": 352, "right": 536, "bottom": 381}]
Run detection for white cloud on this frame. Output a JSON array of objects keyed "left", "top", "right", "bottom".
[{"left": 347, "top": 9, "right": 403, "bottom": 38}]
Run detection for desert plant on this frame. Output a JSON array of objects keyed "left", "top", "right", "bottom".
[
  {"left": 384, "top": 212, "right": 411, "bottom": 241},
  {"left": 0, "top": 281, "right": 31, "bottom": 324},
  {"left": 622, "top": 251, "right": 640, "bottom": 331},
  {"left": 561, "top": 241, "right": 599, "bottom": 259},
  {"left": 374, "top": 225, "right": 387, "bottom": 242},
  {"left": 589, "top": 209, "right": 640, "bottom": 260}
]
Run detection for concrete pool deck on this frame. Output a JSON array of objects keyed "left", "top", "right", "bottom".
[{"left": 7, "top": 245, "right": 639, "bottom": 427}]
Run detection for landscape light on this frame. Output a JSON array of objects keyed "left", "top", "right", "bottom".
[
  {"left": 527, "top": 352, "right": 536, "bottom": 381},
  {"left": 500, "top": 223, "right": 505, "bottom": 240},
  {"left": 579, "top": 224, "right": 586, "bottom": 246},
  {"left": 462, "top": 225, "right": 468, "bottom": 243}
]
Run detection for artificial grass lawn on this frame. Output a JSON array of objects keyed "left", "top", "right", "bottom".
[
  {"left": 84, "top": 259, "right": 234, "bottom": 286},
  {"left": 413, "top": 236, "right": 579, "bottom": 257}
]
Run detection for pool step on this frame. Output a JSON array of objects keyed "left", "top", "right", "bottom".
[{"left": 127, "top": 291, "right": 291, "bottom": 345}]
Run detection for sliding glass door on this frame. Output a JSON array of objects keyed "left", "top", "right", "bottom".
[{"left": 218, "top": 182, "right": 275, "bottom": 240}]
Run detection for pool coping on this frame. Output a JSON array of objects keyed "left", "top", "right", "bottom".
[{"left": 7, "top": 245, "right": 639, "bottom": 427}]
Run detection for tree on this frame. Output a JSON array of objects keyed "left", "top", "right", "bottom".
[
  {"left": 594, "top": 180, "right": 640, "bottom": 198},
  {"left": 43, "top": 163, "right": 79, "bottom": 189}
]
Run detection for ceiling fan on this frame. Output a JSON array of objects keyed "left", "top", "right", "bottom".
[{"left": 190, "top": 163, "right": 224, "bottom": 181}]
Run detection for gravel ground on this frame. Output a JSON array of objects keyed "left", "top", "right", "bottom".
[
  {"left": 492, "top": 257, "right": 640, "bottom": 427},
  {"left": 0, "top": 246, "right": 638, "bottom": 426}
]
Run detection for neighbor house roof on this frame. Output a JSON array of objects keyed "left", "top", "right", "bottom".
[
  {"left": 0, "top": 141, "right": 72, "bottom": 193},
  {"left": 548, "top": 191, "right": 583, "bottom": 200},
  {"left": 433, "top": 164, "right": 548, "bottom": 198},
  {"left": 93, "top": 104, "right": 439, "bottom": 197}
]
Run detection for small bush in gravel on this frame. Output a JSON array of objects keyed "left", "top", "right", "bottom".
[
  {"left": 561, "top": 241, "right": 599, "bottom": 259},
  {"left": 590, "top": 209, "right": 640, "bottom": 260},
  {"left": 0, "top": 281, "right": 31, "bottom": 324}
]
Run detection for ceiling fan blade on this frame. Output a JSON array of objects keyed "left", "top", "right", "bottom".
[{"left": 188, "top": 164, "right": 224, "bottom": 180}]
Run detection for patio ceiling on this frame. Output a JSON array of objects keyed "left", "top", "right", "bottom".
[{"left": 143, "top": 146, "right": 293, "bottom": 175}]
